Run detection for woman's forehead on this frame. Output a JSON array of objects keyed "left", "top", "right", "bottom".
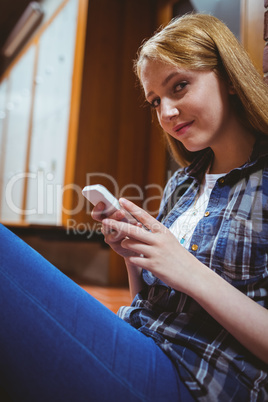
[{"left": 140, "top": 59, "right": 184, "bottom": 79}]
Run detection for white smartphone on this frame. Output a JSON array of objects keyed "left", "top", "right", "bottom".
[
  {"left": 82, "top": 184, "right": 121, "bottom": 215},
  {"left": 82, "top": 184, "right": 148, "bottom": 229}
]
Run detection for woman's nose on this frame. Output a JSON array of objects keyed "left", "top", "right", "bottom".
[{"left": 160, "top": 99, "right": 179, "bottom": 121}]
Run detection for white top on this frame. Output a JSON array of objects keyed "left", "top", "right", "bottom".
[{"left": 169, "top": 173, "right": 223, "bottom": 249}]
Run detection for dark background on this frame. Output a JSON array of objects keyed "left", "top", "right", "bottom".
[{"left": 0, "top": 0, "right": 43, "bottom": 75}]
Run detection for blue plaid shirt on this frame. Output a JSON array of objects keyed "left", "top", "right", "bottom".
[{"left": 118, "top": 133, "right": 268, "bottom": 401}]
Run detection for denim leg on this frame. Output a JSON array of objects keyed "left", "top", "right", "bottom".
[{"left": 0, "top": 224, "right": 194, "bottom": 401}]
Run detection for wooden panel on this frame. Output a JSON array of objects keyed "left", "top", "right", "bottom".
[
  {"left": 241, "top": 0, "right": 265, "bottom": 74},
  {"left": 65, "top": 0, "right": 162, "bottom": 285},
  {"left": 157, "top": 0, "right": 177, "bottom": 25},
  {"left": 107, "top": 0, "right": 160, "bottom": 286},
  {"left": 70, "top": 0, "right": 124, "bottom": 228},
  {"left": 62, "top": 0, "right": 89, "bottom": 225},
  {"left": 97, "top": 0, "right": 171, "bottom": 285},
  {"left": 114, "top": 0, "right": 157, "bottom": 198}
]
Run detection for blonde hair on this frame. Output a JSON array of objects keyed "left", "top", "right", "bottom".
[{"left": 134, "top": 13, "right": 268, "bottom": 166}]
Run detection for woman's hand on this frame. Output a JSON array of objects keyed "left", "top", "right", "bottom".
[
  {"left": 101, "top": 198, "right": 196, "bottom": 293},
  {"left": 91, "top": 201, "right": 142, "bottom": 259}
]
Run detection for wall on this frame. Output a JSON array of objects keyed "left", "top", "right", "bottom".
[{"left": 191, "top": 0, "right": 241, "bottom": 39}]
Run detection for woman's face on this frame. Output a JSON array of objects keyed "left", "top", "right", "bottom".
[{"left": 140, "top": 59, "right": 236, "bottom": 153}]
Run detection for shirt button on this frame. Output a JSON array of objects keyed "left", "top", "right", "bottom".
[
  {"left": 191, "top": 244, "right": 198, "bottom": 251},
  {"left": 204, "top": 211, "right": 210, "bottom": 217},
  {"left": 219, "top": 178, "right": 225, "bottom": 185}
]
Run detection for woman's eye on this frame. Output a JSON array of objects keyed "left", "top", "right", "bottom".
[
  {"left": 174, "top": 81, "right": 188, "bottom": 92},
  {"left": 150, "top": 98, "right": 160, "bottom": 109}
]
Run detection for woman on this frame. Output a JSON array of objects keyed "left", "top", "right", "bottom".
[
  {"left": 97, "top": 13, "right": 268, "bottom": 400},
  {"left": 0, "top": 14, "right": 267, "bottom": 401}
]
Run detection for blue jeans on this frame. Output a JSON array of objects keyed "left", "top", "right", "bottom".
[{"left": 0, "top": 224, "right": 194, "bottom": 401}]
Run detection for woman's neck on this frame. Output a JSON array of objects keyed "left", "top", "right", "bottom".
[{"left": 209, "top": 129, "right": 256, "bottom": 174}]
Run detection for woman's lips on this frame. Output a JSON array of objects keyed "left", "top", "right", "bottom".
[{"left": 173, "top": 120, "right": 194, "bottom": 136}]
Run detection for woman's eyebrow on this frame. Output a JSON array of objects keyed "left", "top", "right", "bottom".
[
  {"left": 146, "top": 71, "right": 182, "bottom": 99},
  {"left": 161, "top": 71, "right": 180, "bottom": 87}
]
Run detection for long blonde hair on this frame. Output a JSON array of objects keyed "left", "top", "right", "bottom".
[{"left": 134, "top": 13, "right": 268, "bottom": 166}]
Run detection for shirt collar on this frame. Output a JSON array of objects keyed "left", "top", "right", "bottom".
[
  {"left": 247, "top": 132, "right": 268, "bottom": 165},
  {"left": 184, "top": 148, "right": 213, "bottom": 181},
  {"left": 183, "top": 133, "right": 268, "bottom": 181}
]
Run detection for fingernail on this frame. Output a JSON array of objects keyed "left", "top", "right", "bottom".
[{"left": 119, "top": 198, "right": 128, "bottom": 206}]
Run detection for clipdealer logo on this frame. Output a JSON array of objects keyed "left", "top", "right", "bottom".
[
  {"left": 4, "top": 169, "right": 264, "bottom": 238},
  {"left": 3, "top": 171, "right": 166, "bottom": 233}
]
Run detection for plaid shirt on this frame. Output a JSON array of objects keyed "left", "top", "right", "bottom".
[{"left": 118, "top": 134, "right": 268, "bottom": 401}]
